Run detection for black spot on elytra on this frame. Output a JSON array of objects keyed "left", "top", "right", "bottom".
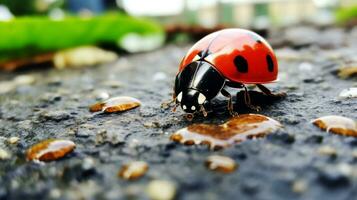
[
  {"left": 234, "top": 56, "right": 248, "bottom": 73},
  {"left": 266, "top": 55, "right": 274, "bottom": 72},
  {"left": 257, "top": 40, "right": 262, "bottom": 44}
]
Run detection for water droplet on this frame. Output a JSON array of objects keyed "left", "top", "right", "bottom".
[
  {"left": 89, "top": 96, "right": 141, "bottom": 113},
  {"left": 312, "top": 115, "right": 357, "bottom": 137},
  {"left": 339, "top": 88, "right": 357, "bottom": 99},
  {"left": 26, "top": 139, "right": 76, "bottom": 162},
  {"left": 118, "top": 161, "right": 148, "bottom": 180},
  {"left": 205, "top": 155, "right": 237, "bottom": 173},
  {"left": 146, "top": 180, "right": 176, "bottom": 200},
  {"left": 170, "top": 114, "right": 282, "bottom": 149}
]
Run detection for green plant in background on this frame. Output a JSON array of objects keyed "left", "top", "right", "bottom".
[
  {"left": 0, "top": 13, "right": 165, "bottom": 61},
  {"left": 336, "top": 5, "right": 357, "bottom": 25}
]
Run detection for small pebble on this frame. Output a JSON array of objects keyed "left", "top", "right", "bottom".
[
  {"left": 89, "top": 96, "right": 141, "bottom": 113},
  {"left": 7, "top": 137, "right": 20, "bottom": 144},
  {"left": 118, "top": 161, "right": 148, "bottom": 180},
  {"left": 317, "top": 145, "right": 337, "bottom": 157},
  {"left": 26, "top": 139, "right": 76, "bottom": 162},
  {"left": 338, "top": 66, "right": 357, "bottom": 79},
  {"left": 13, "top": 75, "right": 36, "bottom": 85},
  {"left": 339, "top": 88, "right": 357, "bottom": 99},
  {"left": 0, "top": 148, "right": 10, "bottom": 160},
  {"left": 292, "top": 179, "right": 308, "bottom": 194},
  {"left": 146, "top": 180, "right": 176, "bottom": 200},
  {"left": 205, "top": 155, "right": 237, "bottom": 173},
  {"left": 312, "top": 115, "right": 357, "bottom": 137},
  {"left": 40, "top": 110, "right": 72, "bottom": 122}
]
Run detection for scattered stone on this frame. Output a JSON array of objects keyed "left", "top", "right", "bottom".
[
  {"left": 13, "top": 75, "right": 36, "bottom": 85},
  {"left": 339, "top": 88, "right": 357, "bottom": 99},
  {"left": 39, "top": 110, "right": 72, "bottom": 122},
  {"left": 312, "top": 115, "right": 357, "bottom": 137},
  {"left": 170, "top": 114, "right": 282, "bottom": 149},
  {"left": 49, "top": 188, "right": 61, "bottom": 199},
  {"left": 118, "top": 161, "right": 149, "bottom": 180},
  {"left": 317, "top": 145, "right": 337, "bottom": 157},
  {"left": 7, "top": 137, "right": 20, "bottom": 144},
  {"left": 292, "top": 179, "right": 308, "bottom": 194},
  {"left": 0, "top": 148, "right": 10, "bottom": 160},
  {"left": 338, "top": 65, "right": 357, "bottom": 79},
  {"left": 146, "top": 180, "right": 176, "bottom": 200},
  {"left": 26, "top": 139, "right": 76, "bottom": 162},
  {"left": 89, "top": 96, "right": 141, "bottom": 113},
  {"left": 53, "top": 46, "right": 118, "bottom": 69},
  {"left": 143, "top": 121, "right": 161, "bottom": 128},
  {"left": 95, "top": 130, "right": 124, "bottom": 146},
  {"left": 205, "top": 155, "right": 237, "bottom": 173}
]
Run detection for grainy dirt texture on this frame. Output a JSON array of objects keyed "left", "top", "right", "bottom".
[{"left": 0, "top": 26, "right": 357, "bottom": 200}]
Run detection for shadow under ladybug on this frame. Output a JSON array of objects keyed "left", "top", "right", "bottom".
[{"left": 212, "top": 90, "right": 286, "bottom": 115}]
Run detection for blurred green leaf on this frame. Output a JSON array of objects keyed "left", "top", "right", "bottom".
[
  {"left": 0, "top": 13, "right": 164, "bottom": 61},
  {"left": 336, "top": 5, "right": 357, "bottom": 25}
]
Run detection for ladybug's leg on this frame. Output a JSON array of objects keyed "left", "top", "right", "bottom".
[
  {"left": 242, "top": 85, "right": 261, "bottom": 112},
  {"left": 256, "top": 84, "right": 287, "bottom": 98},
  {"left": 221, "top": 88, "right": 238, "bottom": 116}
]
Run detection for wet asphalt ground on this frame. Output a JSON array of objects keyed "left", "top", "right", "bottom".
[{"left": 0, "top": 26, "right": 357, "bottom": 200}]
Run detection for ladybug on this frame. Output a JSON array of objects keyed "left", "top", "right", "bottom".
[{"left": 173, "top": 28, "right": 285, "bottom": 120}]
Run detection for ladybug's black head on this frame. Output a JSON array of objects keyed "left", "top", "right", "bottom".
[{"left": 176, "top": 89, "right": 207, "bottom": 114}]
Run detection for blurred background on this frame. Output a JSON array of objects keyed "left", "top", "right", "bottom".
[{"left": 0, "top": 0, "right": 356, "bottom": 71}]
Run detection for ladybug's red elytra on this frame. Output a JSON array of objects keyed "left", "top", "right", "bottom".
[{"left": 173, "top": 28, "right": 286, "bottom": 119}]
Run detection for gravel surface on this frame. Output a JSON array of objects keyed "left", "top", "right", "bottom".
[{"left": 0, "top": 26, "right": 357, "bottom": 200}]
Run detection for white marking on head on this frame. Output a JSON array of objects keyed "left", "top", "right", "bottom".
[
  {"left": 183, "top": 105, "right": 187, "bottom": 110},
  {"left": 198, "top": 93, "right": 206, "bottom": 104},
  {"left": 191, "top": 106, "right": 196, "bottom": 111},
  {"left": 177, "top": 92, "right": 182, "bottom": 102}
]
